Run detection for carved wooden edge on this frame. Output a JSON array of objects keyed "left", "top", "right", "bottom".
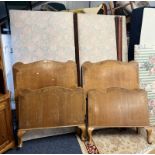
[
  {"left": 88, "top": 87, "right": 147, "bottom": 95},
  {"left": 82, "top": 60, "right": 139, "bottom": 92},
  {"left": 82, "top": 60, "right": 138, "bottom": 70},
  {"left": 13, "top": 61, "right": 77, "bottom": 83},
  {"left": 13, "top": 60, "right": 76, "bottom": 70},
  {"left": 18, "top": 86, "right": 84, "bottom": 97},
  {"left": 88, "top": 127, "right": 94, "bottom": 144},
  {"left": 0, "top": 141, "right": 15, "bottom": 154},
  {"left": 135, "top": 127, "right": 153, "bottom": 144},
  {"left": 13, "top": 60, "right": 77, "bottom": 86},
  {"left": 82, "top": 60, "right": 139, "bottom": 83},
  {"left": 145, "top": 126, "right": 153, "bottom": 144},
  {"left": 87, "top": 126, "right": 153, "bottom": 144},
  {"left": 0, "top": 91, "right": 10, "bottom": 102},
  {"left": 13, "top": 60, "right": 78, "bottom": 96},
  {"left": 77, "top": 124, "right": 86, "bottom": 141}
]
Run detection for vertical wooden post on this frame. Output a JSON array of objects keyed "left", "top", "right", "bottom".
[
  {"left": 115, "top": 16, "right": 123, "bottom": 61},
  {"left": 73, "top": 13, "right": 81, "bottom": 86}
]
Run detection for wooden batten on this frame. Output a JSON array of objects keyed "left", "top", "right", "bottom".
[
  {"left": 73, "top": 13, "right": 81, "bottom": 86},
  {"left": 115, "top": 16, "right": 123, "bottom": 61}
]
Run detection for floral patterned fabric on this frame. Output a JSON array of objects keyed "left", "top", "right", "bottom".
[
  {"left": 135, "top": 45, "right": 155, "bottom": 125},
  {"left": 84, "top": 141, "right": 99, "bottom": 154}
]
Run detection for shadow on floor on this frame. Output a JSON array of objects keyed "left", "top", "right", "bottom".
[{"left": 6, "top": 133, "right": 82, "bottom": 154}]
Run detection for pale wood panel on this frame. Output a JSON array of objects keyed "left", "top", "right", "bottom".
[
  {"left": 13, "top": 60, "right": 78, "bottom": 97},
  {"left": 0, "top": 107, "right": 9, "bottom": 147},
  {"left": 0, "top": 93, "right": 15, "bottom": 153},
  {"left": 88, "top": 88, "right": 149, "bottom": 127},
  {"left": 82, "top": 60, "right": 139, "bottom": 93},
  {"left": 18, "top": 86, "right": 85, "bottom": 129}
]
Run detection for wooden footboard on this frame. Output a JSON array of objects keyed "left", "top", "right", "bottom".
[
  {"left": 88, "top": 87, "right": 149, "bottom": 128},
  {"left": 18, "top": 86, "right": 85, "bottom": 129},
  {"left": 87, "top": 87, "right": 151, "bottom": 144},
  {"left": 13, "top": 60, "right": 86, "bottom": 147}
]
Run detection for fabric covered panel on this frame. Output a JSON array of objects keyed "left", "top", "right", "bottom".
[
  {"left": 10, "top": 10, "right": 75, "bottom": 63},
  {"left": 78, "top": 14, "right": 128, "bottom": 65},
  {"left": 135, "top": 45, "right": 155, "bottom": 125}
]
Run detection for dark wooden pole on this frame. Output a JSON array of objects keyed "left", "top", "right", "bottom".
[
  {"left": 73, "top": 13, "right": 81, "bottom": 86},
  {"left": 115, "top": 16, "right": 123, "bottom": 61}
]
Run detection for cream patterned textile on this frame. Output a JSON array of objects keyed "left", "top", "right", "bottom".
[
  {"left": 78, "top": 14, "right": 128, "bottom": 65},
  {"left": 10, "top": 10, "right": 128, "bottom": 65},
  {"left": 10, "top": 10, "right": 75, "bottom": 63},
  {"left": 135, "top": 45, "right": 155, "bottom": 125},
  {"left": 77, "top": 128, "right": 155, "bottom": 154},
  {"left": 93, "top": 128, "right": 155, "bottom": 154}
]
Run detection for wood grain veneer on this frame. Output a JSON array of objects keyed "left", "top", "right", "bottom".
[
  {"left": 0, "top": 92, "right": 15, "bottom": 153},
  {"left": 13, "top": 60, "right": 78, "bottom": 95},
  {"left": 82, "top": 60, "right": 151, "bottom": 144},
  {"left": 18, "top": 86, "right": 85, "bottom": 129},
  {"left": 13, "top": 60, "right": 86, "bottom": 147},
  {"left": 88, "top": 88, "right": 149, "bottom": 127},
  {"left": 82, "top": 60, "right": 139, "bottom": 93}
]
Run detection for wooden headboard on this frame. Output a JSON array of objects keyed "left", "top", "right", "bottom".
[
  {"left": 82, "top": 60, "right": 139, "bottom": 93},
  {"left": 13, "top": 60, "right": 78, "bottom": 97}
]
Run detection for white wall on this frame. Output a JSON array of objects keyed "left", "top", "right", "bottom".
[{"left": 1, "top": 35, "right": 14, "bottom": 99}]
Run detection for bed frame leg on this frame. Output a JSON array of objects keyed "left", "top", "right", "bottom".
[
  {"left": 145, "top": 127, "right": 152, "bottom": 144},
  {"left": 78, "top": 125, "right": 86, "bottom": 141},
  {"left": 17, "top": 130, "right": 26, "bottom": 148},
  {"left": 88, "top": 127, "right": 94, "bottom": 144}
]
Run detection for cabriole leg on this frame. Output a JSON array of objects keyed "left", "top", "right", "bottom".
[
  {"left": 88, "top": 127, "right": 94, "bottom": 144},
  {"left": 17, "top": 130, "right": 26, "bottom": 148},
  {"left": 145, "top": 127, "right": 152, "bottom": 144},
  {"left": 78, "top": 125, "right": 86, "bottom": 141}
]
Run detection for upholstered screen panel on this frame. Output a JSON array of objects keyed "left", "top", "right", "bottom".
[
  {"left": 78, "top": 14, "right": 128, "bottom": 65},
  {"left": 135, "top": 45, "right": 155, "bottom": 125},
  {"left": 10, "top": 10, "right": 75, "bottom": 63}
]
